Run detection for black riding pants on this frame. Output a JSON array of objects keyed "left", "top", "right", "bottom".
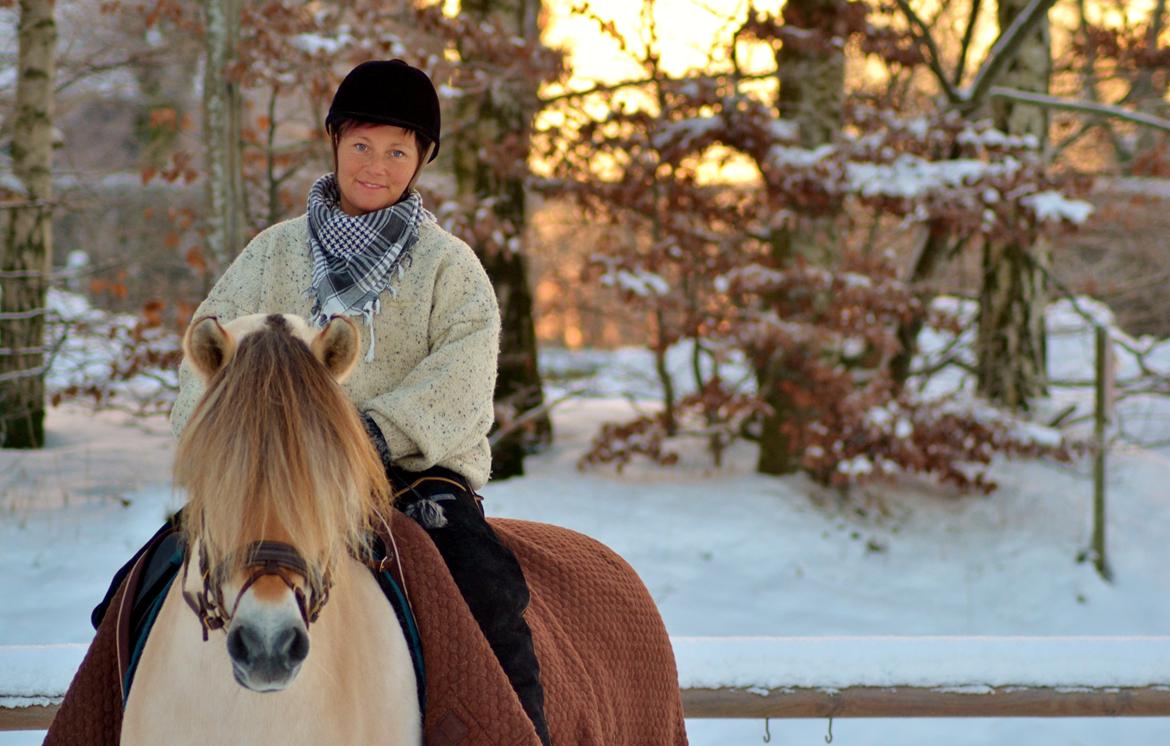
[{"left": 394, "top": 471, "right": 551, "bottom": 746}]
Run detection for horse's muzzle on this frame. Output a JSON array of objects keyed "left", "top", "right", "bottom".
[{"left": 226, "top": 619, "right": 310, "bottom": 692}]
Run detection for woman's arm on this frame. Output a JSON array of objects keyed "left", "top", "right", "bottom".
[{"left": 361, "top": 241, "right": 501, "bottom": 471}]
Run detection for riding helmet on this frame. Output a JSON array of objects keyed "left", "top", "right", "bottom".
[{"left": 325, "top": 59, "right": 441, "bottom": 162}]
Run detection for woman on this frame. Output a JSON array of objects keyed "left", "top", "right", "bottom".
[{"left": 102, "top": 59, "right": 550, "bottom": 744}]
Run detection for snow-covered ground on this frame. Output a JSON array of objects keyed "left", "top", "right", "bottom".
[{"left": 2, "top": 298, "right": 1169, "bottom": 744}]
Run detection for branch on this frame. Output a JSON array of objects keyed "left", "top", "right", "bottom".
[
  {"left": 989, "top": 86, "right": 1170, "bottom": 134},
  {"left": 953, "top": 0, "right": 983, "bottom": 87},
  {"left": 963, "top": 0, "right": 1058, "bottom": 109},
  {"left": 488, "top": 386, "right": 588, "bottom": 447},
  {"left": 910, "top": 354, "right": 977, "bottom": 381},
  {"left": 540, "top": 70, "right": 774, "bottom": 105},
  {"left": 892, "top": 0, "right": 962, "bottom": 104},
  {"left": 54, "top": 50, "right": 169, "bottom": 96}
]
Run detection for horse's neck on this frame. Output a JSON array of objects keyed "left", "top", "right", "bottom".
[{"left": 122, "top": 555, "right": 421, "bottom": 746}]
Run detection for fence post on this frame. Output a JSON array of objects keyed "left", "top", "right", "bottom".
[{"left": 1091, "top": 323, "right": 1112, "bottom": 581}]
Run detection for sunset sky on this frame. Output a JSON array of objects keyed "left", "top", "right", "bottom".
[{"left": 537, "top": 0, "right": 1164, "bottom": 93}]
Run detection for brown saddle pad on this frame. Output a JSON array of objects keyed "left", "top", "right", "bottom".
[{"left": 400, "top": 516, "right": 688, "bottom": 745}]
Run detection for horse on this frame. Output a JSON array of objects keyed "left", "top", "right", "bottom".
[
  {"left": 122, "top": 313, "right": 420, "bottom": 744},
  {"left": 116, "top": 311, "right": 688, "bottom": 746}
]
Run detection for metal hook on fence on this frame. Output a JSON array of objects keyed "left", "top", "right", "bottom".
[
  {"left": 762, "top": 717, "right": 771, "bottom": 743},
  {"left": 824, "top": 715, "right": 834, "bottom": 743}
]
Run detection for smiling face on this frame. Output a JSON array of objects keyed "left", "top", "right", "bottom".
[{"left": 334, "top": 123, "right": 422, "bottom": 215}]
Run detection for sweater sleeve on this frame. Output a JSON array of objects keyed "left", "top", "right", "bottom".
[
  {"left": 169, "top": 232, "right": 268, "bottom": 437},
  {"left": 363, "top": 242, "right": 500, "bottom": 471}
]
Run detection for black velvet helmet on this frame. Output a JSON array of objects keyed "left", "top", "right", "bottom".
[{"left": 325, "top": 59, "right": 441, "bottom": 162}]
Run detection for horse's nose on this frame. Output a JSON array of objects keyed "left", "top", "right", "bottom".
[{"left": 227, "top": 621, "right": 310, "bottom": 691}]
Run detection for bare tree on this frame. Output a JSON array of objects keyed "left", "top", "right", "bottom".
[
  {"left": 1, "top": 0, "right": 57, "bottom": 448},
  {"left": 201, "top": 0, "right": 245, "bottom": 271}
]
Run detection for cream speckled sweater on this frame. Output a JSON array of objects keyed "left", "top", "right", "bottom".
[{"left": 170, "top": 215, "right": 500, "bottom": 489}]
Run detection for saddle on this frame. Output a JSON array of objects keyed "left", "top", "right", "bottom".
[{"left": 47, "top": 513, "right": 688, "bottom": 745}]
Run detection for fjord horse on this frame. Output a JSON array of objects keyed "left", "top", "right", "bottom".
[
  {"left": 118, "top": 312, "right": 687, "bottom": 746},
  {"left": 122, "top": 313, "right": 420, "bottom": 745}
]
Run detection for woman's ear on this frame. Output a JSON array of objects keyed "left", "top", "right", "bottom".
[
  {"left": 311, "top": 315, "right": 361, "bottom": 383},
  {"left": 183, "top": 316, "right": 236, "bottom": 382}
]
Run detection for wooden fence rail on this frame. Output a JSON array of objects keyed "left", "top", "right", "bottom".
[{"left": 3, "top": 637, "right": 1169, "bottom": 731}]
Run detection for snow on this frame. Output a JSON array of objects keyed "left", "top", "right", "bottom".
[
  {"left": 0, "top": 646, "right": 86, "bottom": 709},
  {"left": 1022, "top": 190, "right": 1095, "bottom": 224},
  {"left": 768, "top": 119, "right": 800, "bottom": 142},
  {"left": 600, "top": 267, "right": 671, "bottom": 297},
  {"left": 290, "top": 31, "right": 355, "bottom": 56},
  {"left": 653, "top": 116, "right": 722, "bottom": 151},
  {"left": 956, "top": 126, "right": 1040, "bottom": 151},
  {"left": 848, "top": 155, "right": 1023, "bottom": 199},
  {"left": 674, "top": 637, "right": 1170, "bottom": 691},
  {"left": 1094, "top": 177, "right": 1170, "bottom": 199},
  {"left": 767, "top": 143, "right": 835, "bottom": 169},
  {"left": 3, "top": 298, "right": 1170, "bottom": 743}
]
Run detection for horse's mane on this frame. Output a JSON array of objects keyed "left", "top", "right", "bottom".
[{"left": 174, "top": 316, "right": 390, "bottom": 585}]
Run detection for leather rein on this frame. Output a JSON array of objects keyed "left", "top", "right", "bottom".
[{"left": 181, "top": 540, "right": 331, "bottom": 642}]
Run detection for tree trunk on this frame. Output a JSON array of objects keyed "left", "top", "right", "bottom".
[
  {"left": 890, "top": 219, "right": 950, "bottom": 387},
  {"left": 1126, "top": 0, "right": 1167, "bottom": 174},
  {"left": 1, "top": 0, "right": 57, "bottom": 449},
  {"left": 755, "top": 0, "right": 845, "bottom": 475},
  {"left": 976, "top": 0, "right": 1051, "bottom": 410},
  {"left": 202, "top": 0, "right": 246, "bottom": 272},
  {"left": 452, "top": 0, "right": 548, "bottom": 480}
]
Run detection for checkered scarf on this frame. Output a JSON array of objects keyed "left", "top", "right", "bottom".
[{"left": 306, "top": 173, "right": 432, "bottom": 361}]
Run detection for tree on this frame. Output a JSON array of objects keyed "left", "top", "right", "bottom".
[
  {"left": 541, "top": 0, "right": 1079, "bottom": 490},
  {"left": 444, "top": 0, "right": 557, "bottom": 478},
  {"left": 1, "top": 0, "right": 57, "bottom": 448},
  {"left": 754, "top": 0, "right": 857, "bottom": 475},
  {"left": 975, "top": 0, "right": 1053, "bottom": 410},
  {"left": 201, "top": 0, "right": 245, "bottom": 272}
]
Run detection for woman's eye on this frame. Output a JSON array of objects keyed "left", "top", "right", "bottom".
[
  {"left": 391, "top": 150, "right": 405, "bottom": 158},
  {"left": 353, "top": 143, "right": 368, "bottom": 153}
]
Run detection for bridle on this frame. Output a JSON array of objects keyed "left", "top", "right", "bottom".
[{"left": 182, "top": 540, "right": 332, "bottom": 642}]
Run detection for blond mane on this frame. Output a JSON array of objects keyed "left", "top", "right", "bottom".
[{"left": 174, "top": 317, "right": 390, "bottom": 587}]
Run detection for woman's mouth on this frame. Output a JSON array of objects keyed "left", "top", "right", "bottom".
[{"left": 357, "top": 180, "right": 385, "bottom": 191}]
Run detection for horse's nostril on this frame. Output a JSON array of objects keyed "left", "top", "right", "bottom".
[
  {"left": 227, "top": 625, "right": 258, "bottom": 665},
  {"left": 280, "top": 626, "right": 310, "bottom": 666}
]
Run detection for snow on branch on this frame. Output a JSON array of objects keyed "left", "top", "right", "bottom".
[
  {"left": 962, "top": 0, "right": 1058, "bottom": 108},
  {"left": 989, "top": 86, "right": 1170, "bottom": 135}
]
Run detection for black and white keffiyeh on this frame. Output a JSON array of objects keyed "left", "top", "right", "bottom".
[{"left": 306, "top": 173, "right": 433, "bottom": 361}]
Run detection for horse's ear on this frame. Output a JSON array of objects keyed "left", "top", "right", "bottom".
[
  {"left": 183, "top": 316, "right": 236, "bottom": 381},
  {"left": 311, "top": 315, "right": 360, "bottom": 383}
]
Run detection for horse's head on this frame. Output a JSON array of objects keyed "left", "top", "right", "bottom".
[{"left": 175, "top": 313, "right": 389, "bottom": 692}]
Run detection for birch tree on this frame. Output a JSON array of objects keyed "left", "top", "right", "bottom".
[
  {"left": 202, "top": 0, "right": 245, "bottom": 271},
  {"left": 1, "top": 0, "right": 57, "bottom": 448}
]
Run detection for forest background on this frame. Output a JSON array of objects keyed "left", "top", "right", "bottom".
[{"left": 2, "top": 0, "right": 1170, "bottom": 492}]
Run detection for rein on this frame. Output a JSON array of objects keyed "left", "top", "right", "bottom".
[{"left": 182, "top": 541, "right": 331, "bottom": 642}]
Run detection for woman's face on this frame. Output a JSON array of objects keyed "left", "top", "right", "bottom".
[{"left": 334, "top": 123, "right": 421, "bottom": 215}]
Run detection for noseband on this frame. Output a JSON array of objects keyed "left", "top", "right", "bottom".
[{"left": 182, "top": 540, "right": 332, "bottom": 641}]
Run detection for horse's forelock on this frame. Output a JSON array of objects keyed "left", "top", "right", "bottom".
[{"left": 175, "top": 320, "right": 390, "bottom": 586}]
